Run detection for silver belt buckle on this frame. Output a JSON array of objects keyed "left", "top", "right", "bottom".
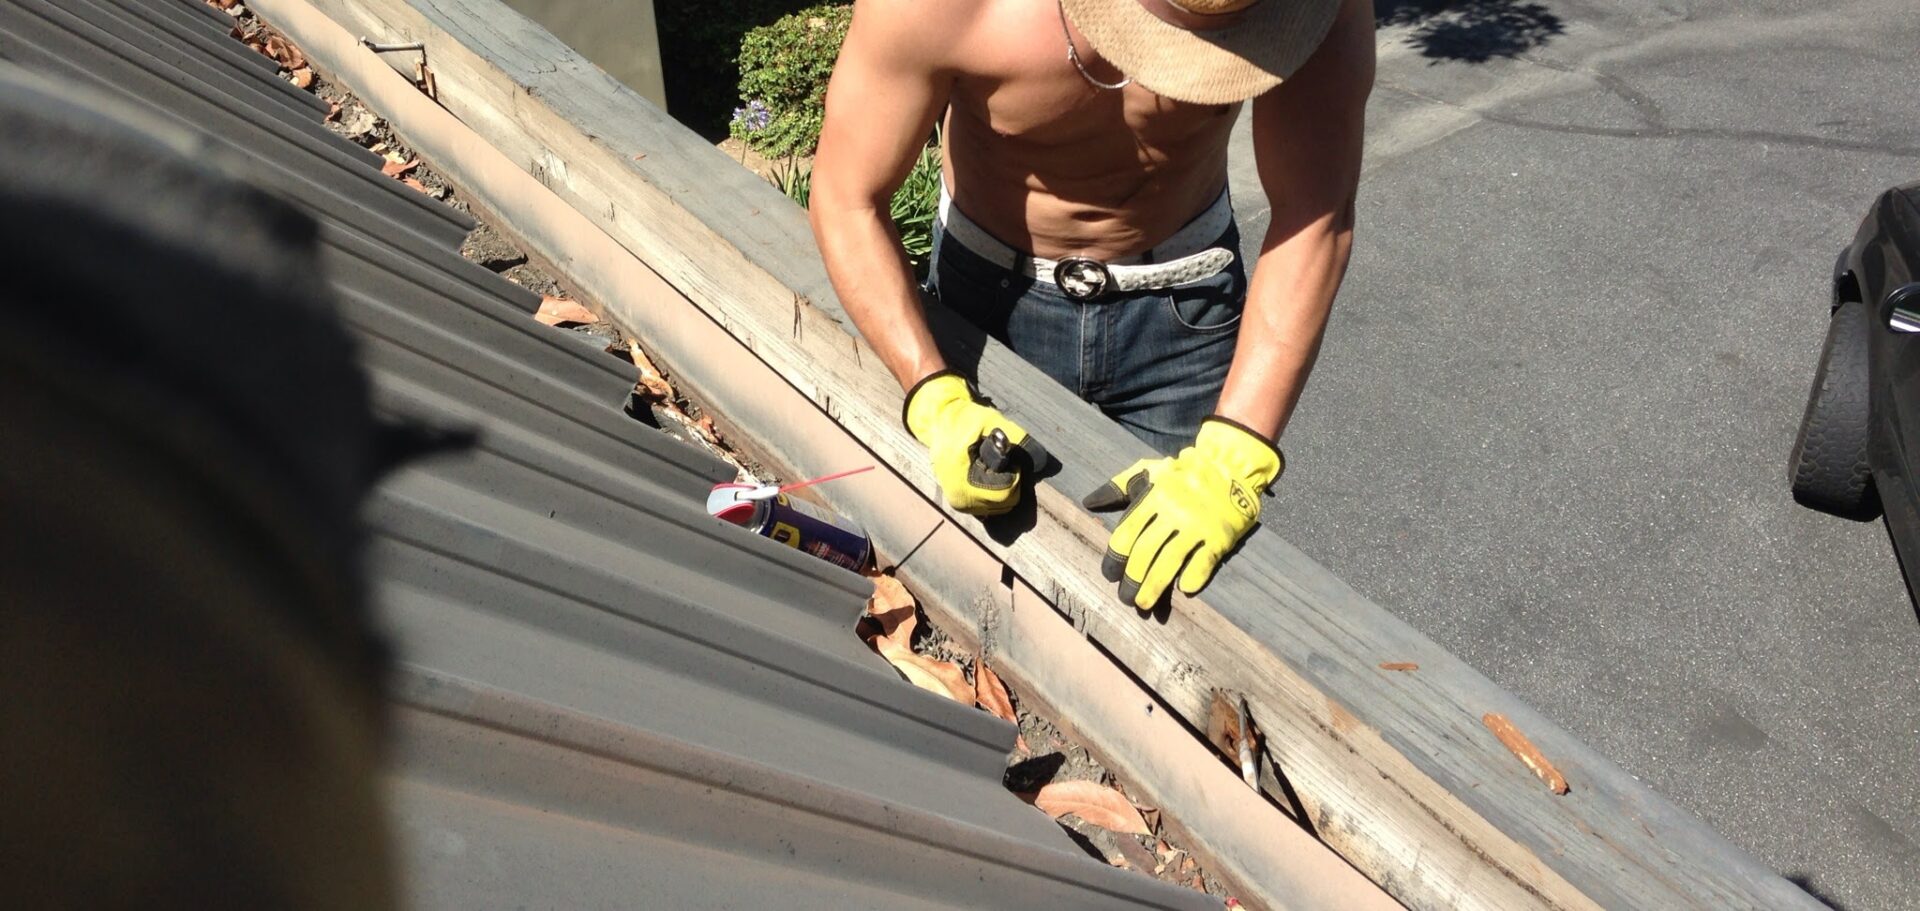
[{"left": 1053, "top": 256, "right": 1112, "bottom": 301}]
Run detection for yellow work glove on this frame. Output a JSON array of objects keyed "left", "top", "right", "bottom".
[
  {"left": 1082, "top": 417, "right": 1284, "bottom": 610},
  {"left": 904, "top": 371, "right": 1048, "bottom": 517}
]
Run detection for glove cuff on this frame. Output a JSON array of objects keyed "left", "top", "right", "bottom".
[
  {"left": 903, "top": 369, "right": 971, "bottom": 442},
  {"left": 1197, "top": 415, "right": 1285, "bottom": 492}
]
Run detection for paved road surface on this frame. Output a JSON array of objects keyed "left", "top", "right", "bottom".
[{"left": 1228, "top": 2, "right": 1920, "bottom": 907}]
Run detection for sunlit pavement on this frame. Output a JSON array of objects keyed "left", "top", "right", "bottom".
[{"left": 1227, "top": 2, "right": 1920, "bottom": 907}]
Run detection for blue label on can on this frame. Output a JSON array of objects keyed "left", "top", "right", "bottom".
[{"left": 758, "top": 493, "right": 871, "bottom": 573}]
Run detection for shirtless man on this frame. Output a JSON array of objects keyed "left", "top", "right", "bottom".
[{"left": 809, "top": 0, "right": 1374, "bottom": 609}]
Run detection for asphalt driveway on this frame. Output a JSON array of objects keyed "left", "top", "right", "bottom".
[{"left": 1227, "top": 2, "right": 1920, "bottom": 907}]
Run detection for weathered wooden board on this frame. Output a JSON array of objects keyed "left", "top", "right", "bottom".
[{"left": 282, "top": 0, "right": 1821, "bottom": 907}]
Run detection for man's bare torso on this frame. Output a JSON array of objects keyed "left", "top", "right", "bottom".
[{"left": 941, "top": 0, "right": 1240, "bottom": 261}]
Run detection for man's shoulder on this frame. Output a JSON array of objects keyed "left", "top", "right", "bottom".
[
  {"left": 849, "top": 0, "right": 1038, "bottom": 65},
  {"left": 852, "top": 0, "right": 981, "bottom": 35}
]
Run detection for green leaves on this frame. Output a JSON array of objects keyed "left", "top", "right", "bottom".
[
  {"left": 732, "top": 3, "right": 938, "bottom": 273},
  {"left": 731, "top": 4, "right": 853, "bottom": 158},
  {"left": 769, "top": 156, "right": 812, "bottom": 207},
  {"left": 890, "top": 140, "right": 941, "bottom": 262}
]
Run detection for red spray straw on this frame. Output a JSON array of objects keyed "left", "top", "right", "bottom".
[
  {"left": 715, "top": 465, "right": 877, "bottom": 515},
  {"left": 773, "top": 464, "right": 874, "bottom": 495}
]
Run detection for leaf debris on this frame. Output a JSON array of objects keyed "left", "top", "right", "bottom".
[
  {"left": 862, "top": 582, "right": 972, "bottom": 703},
  {"left": 974, "top": 660, "right": 1027, "bottom": 752},
  {"left": 974, "top": 661, "right": 1016, "bottom": 724},
  {"left": 381, "top": 157, "right": 420, "bottom": 178},
  {"left": 534, "top": 296, "right": 597, "bottom": 327},
  {"left": 1026, "top": 780, "right": 1151, "bottom": 836},
  {"left": 400, "top": 176, "right": 443, "bottom": 198},
  {"left": 625, "top": 340, "right": 674, "bottom": 402}
]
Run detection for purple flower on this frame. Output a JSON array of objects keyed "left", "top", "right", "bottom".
[{"left": 732, "top": 99, "right": 772, "bottom": 133}]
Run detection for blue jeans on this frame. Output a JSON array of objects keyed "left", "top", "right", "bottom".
[{"left": 926, "top": 219, "right": 1246, "bottom": 456}]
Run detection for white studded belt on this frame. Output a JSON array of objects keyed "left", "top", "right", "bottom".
[{"left": 936, "top": 186, "right": 1236, "bottom": 301}]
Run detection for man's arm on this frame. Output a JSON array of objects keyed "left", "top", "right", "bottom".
[
  {"left": 1214, "top": 0, "right": 1376, "bottom": 439},
  {"left": 812, "top": 1, "right": 1044, "bottom": 516},
  {"left": 809, "top": 0, "right": 957, "bottom": 390}
]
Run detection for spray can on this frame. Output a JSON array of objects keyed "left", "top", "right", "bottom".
[{"left": 707, "top": 483, "right": 872, "bottom": 573}]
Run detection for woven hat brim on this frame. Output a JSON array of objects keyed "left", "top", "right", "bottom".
[{"left": 1060, "top": 0, "right": 1345, "bottom": 104}]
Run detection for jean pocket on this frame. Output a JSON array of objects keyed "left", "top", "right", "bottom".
[
  {"left": 1164, "top": 270, "right": 1244, "bottom": 334},
  {"left": 936, "top": 242, "right": 1021, "bottom": 341}
]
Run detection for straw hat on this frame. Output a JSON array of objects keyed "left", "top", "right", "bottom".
[{"left": 1059, "top": 0, "right": 1346, "bottom": 104}]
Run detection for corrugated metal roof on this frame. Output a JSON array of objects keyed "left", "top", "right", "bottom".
[{"left": 0, "top": 1, "right": 1220, "bottom": 907}]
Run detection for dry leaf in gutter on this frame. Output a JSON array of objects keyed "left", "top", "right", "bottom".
[
  {"left": 534, "top": 296, "right": 597, "bottom": 327},
  {"left": 1153, "top": 840, "right": 1182, "bottom": 875},
  {"left": 866, "top": 611, "right": 970, "bottom": 701},
  {"left": 334, "top": 105, "right": 376, "bottom": 139},
  {"left": 381, "top": 157, "right": 420, "bottom": 178},
  {"left": 1138, "top": 805, "right": 1162, "bottom": 835},
  {"left": 880, "top": 653, "right": 953, "bottom": 698},
  {"left": 889, "top": 649, "right": 973, "bottom": 703},
  {"left": 867, "top": 599, "right": 916, "bottom": 648},
  {"left": 862, "top": 579, "right": 918, "bottom": 653},
  {"left": 264, "top": 35, "right": 304, "bottom": 70},
  {"left": 625, "top": 340, "right": 674, "bottom": 401},
  {"left": 324, "top": 101, "right": 340, "bottom": 122},
  {"left": 1028, "top": 780, "right": 1151, "bottom": 836},
  {"left": 245, "top": 31, "right": 305, "bottom": 71},
  {"left": 696, "top": 414, "right": 722, "bottom": 445},
  {"left": 869, "top": 574, "right": 915, "bottom": 615},
  {"left": 974, "top": 662, "right": 1016, "bottom": 723},
  {"left": 861, "top": 583, "right": 971, "bottom": 703},
  {"left": 289, "top": 67, "right": 314, "bottom": 89},
  {"left": 973, "top": 661, "right": 1026, "bottom": 751}
]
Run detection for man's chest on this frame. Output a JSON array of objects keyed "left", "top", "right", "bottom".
[{"left": 950, "top": 5, "right": 1237, "bottom": 151}]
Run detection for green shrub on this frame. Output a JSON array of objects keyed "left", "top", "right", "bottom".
[
  {"left": 730, "top": 3, "right": 853, "bottom": 158},
  {"left": 889, "top": 140, "right": 941, "bottom": 266},
  {"left": 772, "top": 137, "right": 942, "bottom": 277},
  {"left": 656, "top": 0, "right": 818, "bottom": 138}
]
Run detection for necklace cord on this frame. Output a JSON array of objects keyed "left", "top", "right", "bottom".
[{"left": 1058, "top": 1, "right": 1132, "bottom": 91}]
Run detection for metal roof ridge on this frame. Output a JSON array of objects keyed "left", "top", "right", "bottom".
[
  {"left": 394, "top": 663, "right": 1220, "bottom": 911},
  {"left": 369, "top": 491, "right": 1012, "bottom": 749}
]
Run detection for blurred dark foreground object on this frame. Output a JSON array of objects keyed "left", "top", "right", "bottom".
[{"left": 0, "top": 63, "right": 419, "bottom": 910}]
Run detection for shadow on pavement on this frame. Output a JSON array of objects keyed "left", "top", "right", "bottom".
[
  {"left": 1787, "top": 874, "right": 1850, "bottom": 911},
  {"left": 1375, "top": 0, "right": 1567, "bottom": 63}
]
